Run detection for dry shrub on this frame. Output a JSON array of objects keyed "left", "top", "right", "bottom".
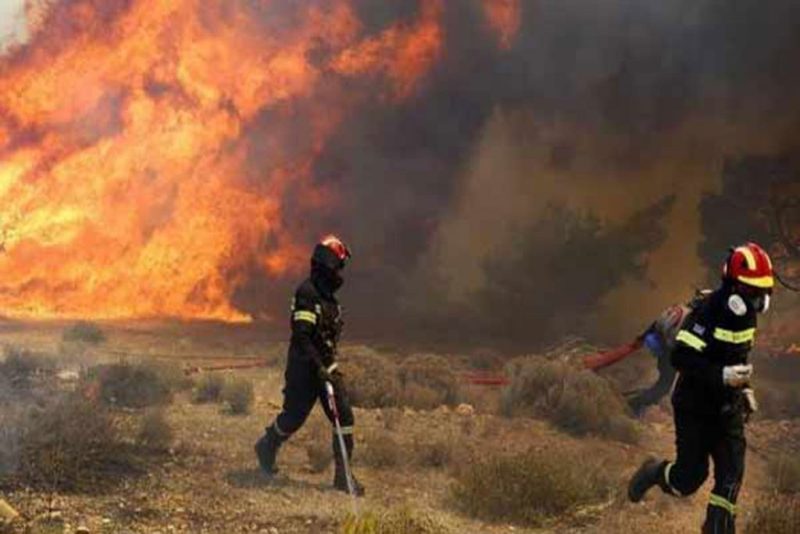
[
  {"left": 136, "top": 410, "right": 173, "bottom": 452},
  {"left": 360, "top": 432, "right": 402, "bottom": 469},
  {"left": 0, "top": 406, "right": 28, "bottom": 477},
  {"left": 221, "top": 377, "right": 254, "bottom": 415},
  {"left": 414, "top": 439, "right": 455, "bottom": 469},
  {"left": 342, "top": 506, "right": 450, "bottom": 534},
  {"left": 90, "top": 362, "right": 174, "bottom": 408},
  {"left": 451, "top": 447, "right": 614, "bottom": 527},
  {"left": 768, "top": 454, "right": 800, "bottom": 495},
  {"left": 0, "top": 346, "right": 53, "bottom": 390},
  {"left": 342, "top": 346, "right": 401, "bottom": 409},
  {"left": 502, "top": 356, "right": 640, "bottom": 443},
  {"left": 192, "top": 373, "right": 225, "bottom": 404},
  {"left": 399, "top": 354, "right": 460, "bottom": 410},
  {"left": 305, "top": 418, "right": 333, "bottom": 473},
  {"left": 401, "top": 384, "right": 442, "bottom": 411},
  {"left": 62, "top": 321, "right": 106, "bottom": 344},
  {"left": 757, "top": 386, "right": 800, "bottom": 420},
  {"left": 16, "top": 395, "right": 131, "bottom": 492},
  {"left": 381, "top": 408, "right": 403, "bottom": 431},
  {"left": 148, "top": 361, "right": 194, "bottom": 393},
  {"left": 745, "top": 495, "right": 800, "bottom": 534}
]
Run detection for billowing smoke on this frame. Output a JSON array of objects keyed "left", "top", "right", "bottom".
[
  {"left": 280, "top": 0, "right": 800, "bottom": 347},
  {"left": 2, "top": 1, "right": 800, "bottom": 349}
]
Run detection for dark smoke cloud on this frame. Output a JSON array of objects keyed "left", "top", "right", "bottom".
[{"left": 228, "top": 0, "right": 800, "bottom": 349}]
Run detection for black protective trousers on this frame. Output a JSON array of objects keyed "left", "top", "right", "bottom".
[
  {"left": 272, "top": 355, "right": 355, "bottom": 458},
  {"left": 660, "top": 408, "right": 746, "bottom": 534}
]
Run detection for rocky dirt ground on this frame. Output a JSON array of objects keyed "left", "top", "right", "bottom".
[{"left": 0, "top": 322, "right": 798, "bottom": 534}]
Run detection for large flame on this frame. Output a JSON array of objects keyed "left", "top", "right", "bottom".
[{"left": 0, "top": 0, "right": 515, "bottom": 322}]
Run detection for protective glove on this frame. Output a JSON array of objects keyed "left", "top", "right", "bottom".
[
  {"left": 722, "top": 364, "right": 753, "bottom": 388},
  {"left": 317, "top": 362, "right": 342, "bottom": 385}
]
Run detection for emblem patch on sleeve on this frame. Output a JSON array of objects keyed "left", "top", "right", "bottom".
[
  {"left": 692, "top": 323, "right": 706, "bottom": 336},
  {"left": 728, "top": 294, "right": 748, "bottom": 317}
]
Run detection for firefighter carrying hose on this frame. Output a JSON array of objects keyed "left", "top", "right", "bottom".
[
  {"left": 254, "top": 235, "right": 364, "bottom": 496},
  {"left": 628, "top": 242, "right": 775, "bottom": 533}
]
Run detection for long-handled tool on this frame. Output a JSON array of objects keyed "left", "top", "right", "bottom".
[{"left": 325, "top": 380, "right": 358, "bottom": 513}]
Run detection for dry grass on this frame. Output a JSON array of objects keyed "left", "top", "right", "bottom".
[
  {"left": 501, "top": 356, "right": 640, "bottom": 443},
  {"left": 745, "top": 495, "right": 800, "bottom": 534},
  {"left": 757, "top": 386, "right": 800, "bottom": 420},
  {"left": 767, "top": 453, "right": 800, "bottom": 495},
  {"left": 413, "top": 435, "right": 458, "bottom": 470},
  {"left": 359, "top": 431, "right": 402, "bottom": 469},
  {"left": 451, "top": 447, "right": 615, "bottom": 527},
  {"left": 341, "top": 506, "right": 450, "bottom": 534},
  {"left": 220, "top": 377, "right": 254, "bottom": 415},
  {"left": 136, "top": 409, "right": 173, "bottom": 452}
]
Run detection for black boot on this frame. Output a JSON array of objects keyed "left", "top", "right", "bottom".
[
  {"left": 628, "top": 457, "right": 664, "bottom": 502},
  {"left": 334, "top": 461, "right": 365, "bottom": 496},
  {"left": 255, "top": 425, "right": 284, "bottom": 476},
  {"left": 332, "top": 433, "right": 364, "bottom": 496}
]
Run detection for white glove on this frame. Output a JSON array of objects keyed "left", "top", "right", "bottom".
[{"left": 723, "top": 364, "right": 753, "bottom": 388}]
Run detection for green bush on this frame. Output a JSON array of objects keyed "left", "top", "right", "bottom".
[
  {"left": 192, "top": 373, "right": 225, "bottom": 404},
  {"left": 221, "top": 377, "right": 254, "bottom": 415},
  {"left": 745, "top": 495, "right": 800, "bottom": 534},
  {"left": 62, "top": 321, "right": 106, "bottom": 344},
  {"left": 451, "top": 447, "right": 614, "bottom": 527},
  {"left": 502, "top": 356, "right": 639, "bottom": 443},
  {"left": 342, "top": 506, "right": 450, "bottom": 534},
  {"left": 90, "top": 362, "right": 173, "bottom": 408}
]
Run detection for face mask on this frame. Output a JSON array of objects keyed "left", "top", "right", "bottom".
[
  {"left": 757, "top": 294, "right": 771, "bottom": 314},
  {"left": 746, "top": 293, "right": 770, "bottom": 314}
]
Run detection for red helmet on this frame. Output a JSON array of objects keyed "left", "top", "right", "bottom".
[
  {"left": 723, "top": 242, "right": 774, "bottom": 289},
  {"left": 312, "top": 235, "right": 351, "bottom": 271}
]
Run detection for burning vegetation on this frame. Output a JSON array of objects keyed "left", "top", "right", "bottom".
[{"left": 0, "top": 1, "right": 799, "bottom": 532}]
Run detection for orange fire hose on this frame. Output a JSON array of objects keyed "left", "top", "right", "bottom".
[{"left": 582, "top": 339, "right": 644, "bottom": 371}]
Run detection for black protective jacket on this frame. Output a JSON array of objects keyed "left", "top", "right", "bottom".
[
  {"left": 288, "top": 276, "right": 343, "bottom": 369},
  {"left": 671, "top": 286, "right": 758, "bottom": 415}
]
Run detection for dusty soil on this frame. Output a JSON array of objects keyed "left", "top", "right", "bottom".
[{"left": 0, "top": 322, "right": 797, "bottom": 534}]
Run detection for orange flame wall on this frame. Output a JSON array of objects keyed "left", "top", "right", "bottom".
[{"left": 0, "top": 0, "right": 517, "bottom": 321}]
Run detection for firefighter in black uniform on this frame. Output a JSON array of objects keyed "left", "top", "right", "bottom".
[
  {"left": 254, "top": 235, "right": 364, "bottom": 495},
  {"left": 628, "top": 242, "right": 775, "bottom": 533}
]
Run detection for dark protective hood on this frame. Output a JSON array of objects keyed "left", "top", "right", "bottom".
[{"left": 311, "top": 262, "right": 343, "bottom": 297}]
